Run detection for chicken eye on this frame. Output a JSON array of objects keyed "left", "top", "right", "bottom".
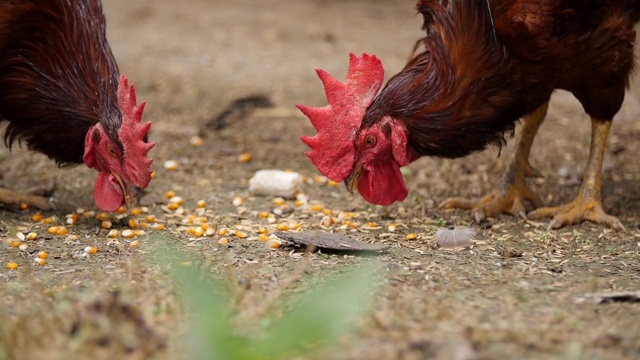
[
  {"left": 365, "top": 135, "right": 376, "bottom": 148},
  {"left": 107, "top": 145, "right": 117, "bottom": 156}
]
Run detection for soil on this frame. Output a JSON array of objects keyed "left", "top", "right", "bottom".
[{"left": 1, "top": 1, "right": 639, "bottom": 359}]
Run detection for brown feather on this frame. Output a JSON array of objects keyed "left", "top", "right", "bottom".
[{"left": 0, "top": 0, "right": 121, "bottom": 166}]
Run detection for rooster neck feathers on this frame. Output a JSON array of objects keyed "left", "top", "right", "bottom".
[{"left": 0, "top": 0, "right": 121, "bottom": 166}]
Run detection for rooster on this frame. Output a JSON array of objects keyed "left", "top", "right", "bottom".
[
  {"left": 298, "top": 0, "right": 639, "bottom": 230},
  {"left": 0, "top": 0, "right": 154, "bottom": 212}
]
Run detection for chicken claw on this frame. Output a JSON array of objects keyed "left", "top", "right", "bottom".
[
  {"left": 440, "top": 103, "right": 548, "bottom": 223},
  {"left": 529, "top": 200, "right": 626, "bottom": 231}
]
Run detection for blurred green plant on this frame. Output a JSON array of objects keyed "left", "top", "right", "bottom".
[{"left": 155, "top": 240, "right": 378, "bottom": 360}]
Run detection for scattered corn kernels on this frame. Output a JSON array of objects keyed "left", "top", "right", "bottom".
[
  {"left": 190, "top": 135, "right": 204, "bottom": 147},
  {"left": 266, "top": 239, "right": 281, "bottom": 249},
  {"left": 129, "top": 240, "right": 140, "bottom": 248},
  {"left": 84, "top": 246, "right": 97, "bottom": 255},
  {"left": 193, "top": 227, "right": 204, "bottom": 237},
  {"left": 238, "top": 153, "right": 252, "bottom": 163},
  {"left": 153, "top": 224, "right": 166, "bottom": 231},
  {"left": 196, "top": 200, "right": 206, "bottom": 208},
  {"left": 145, "top": 215, "right": 156, "bottom": 223},
  {"left": 258, "top": 211, "right": 269, "bottom": 219},
  {"left": 232, "top": 196, "right": 244, "bottom": 207},
  {"left": 150, "top": 170, "right": 156, "bottom": 179},
  {"left": 27, "top": 232, "right": 37, "bottom": 241},
  {"left": 133, "top": 230, "right": 146, "bottom": 237},
  {"left": 18, "top": 243, "right": 29, "bottom": 251},
  {"left": 272, "top": 197, "right": 285, "bottom": 206},
  {"left": 130, "top": 208, "right": 143, "bottom": 216},
  {"left": 32, "top": 213, "right": 44, "bottom": 222},
  {"left": 259, "top": 233, "right": 269, "bottom": 242},
  {"left": 311, "top": 204, "right": 323, "bottom": 212},
  {"left": 128, "top": 219, "right": 139, "bottom": 229},
  {"left": 388, "top": 223, "right": 397, "bottom": 232},
  {"left": 96, "top": 212, "right": 110, "bottom": 221},
  {"left": 235, "top": 231, "right": 248, "bottom": 239},
  {"left": 164, "top": 190, "right": 176, "bottom": 199},
  {"left": 38, "top": 251, "right": 48, "bottom": 259},
  {"left": 258, "top": 227, "right": 268, "bottom": 234},
  {"left": 276, "top": 223, "right": 289, "bottom": 231},
  {"left": 217, "top": 229, "right": 228, "bottom": 236},
  {"left": 57, "top": 227, "right": 69, "bottom": 236},
  {"left": 164, "top": 160, "right": 179, "bottom": 171},
  {"left": 107, "top": 230, "right": 120, "bottom": 238},
  {"left": 218, "top": 238, "right": 229, "bottom": 246},
  {"left": 169, "top": 196, "right": 184, "bottom": 205},
  {"left": 6, "top": 262, "right": 18, "bottom": 270},
  {"left": 19, "top": 203, "right": 29, "bottom": 210},
  {"left": 322, "top": 208, "right": 333, "bottom": 216},
  {"left": 101, "top": 221, "right": 112, "bottom": 229},
  {"left": 292, "top": 223, "right": 302, "bottom": 230},
  {"left": 7, "top": 239, "right": 21, "bottom": 248},
  {"left": 16, "top": 232, "right": 25, "bottom": 241},
  {"left": 34, "top": 258, "right": 46, "bottom": 266},
  {"left": 406, "top": 233, "right": 418, "bottom": 240},
  {"left": 327, "top": 180, "right": 340, "bottom": 187},
  {"left": 167, "top": 203, "right": 180, "bottom": 210},
  {"left": 121, "top": 230, "right": 134, "bottom": 238},
  {"left": 139, "top": 222, "right": 151, "bottom": 229},
  {"left": 47, "top": 226, "right": 60, "bottom": 235},
  {"left": 320, "top": 216, "right": 335, "bottom": 227},
  {"left": 41, "top": 216, "right": 55, "bottom": 225},
  {"left": 117, "top": 206, "right": 127, "bottom": 214}
]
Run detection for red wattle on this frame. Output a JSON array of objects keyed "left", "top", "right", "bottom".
[
  {"left": 94, "top": 172, "right": 124, "bottom": 212},
  {"left": 357, "top": 161, "right": 408, "bottom": 206}
]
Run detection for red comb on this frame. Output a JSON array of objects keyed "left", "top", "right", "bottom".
[
  {"left": 117, "top": 75, "right": 155, "bottom": 188},
  {"left": 297, "top": 53, "right": 384, "bottom": 182}
]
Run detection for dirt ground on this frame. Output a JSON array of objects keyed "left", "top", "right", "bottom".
[{"left": 1, "top": 0, "right": 640, "bottom": 359}]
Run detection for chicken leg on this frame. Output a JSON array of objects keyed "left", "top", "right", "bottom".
[
  {"left": 528, "top": 119, "right": 625, "bottom": 231},
  {"left": 440, "top": 102, "right": 548, "bottom": 222},
  {"left": 0, "top": 185, "right": 53, "bottom": 210}
]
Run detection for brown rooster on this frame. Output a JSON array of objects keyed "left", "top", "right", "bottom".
[
  {"left": 0, "top": 0, "right": 154, "bottom": 212},
  {"left": 298, "top": 0, "right": 639, "bottom": 230}
]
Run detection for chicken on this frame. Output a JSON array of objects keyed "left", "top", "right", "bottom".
[
  {"left": 0, "top": 0, "right": 154, "bottom": 211},
  {"left": 298, "top": 0, "right": 639, "bottom": 230}
]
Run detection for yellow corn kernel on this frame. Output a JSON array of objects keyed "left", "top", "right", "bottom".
[
  {"left": 96, "top": 212, "right": 110, "bottom": 221},
  {"left": 66, "top": 235, "right": 79, "bottom": 241},
  {"left": 322, "top": 208, "right": 333, "bottom": 216},
  {"left": 272, "top": 197, "right": 285, "bottom": 206},
  {"left": 406, "top": 233, "right": 418, "bottom": 240},
  {"left": 83, "top": 211, "right": 96, "bottom": 219},
  {"left": 238, "top": 153, "right": 252, "bottom": 163},
  {"left": 19, "top": 203, "right": 29, "bottom": 210},
  {"left": 327, "top": 180, "right": 340, "bottom": 187},
  {"left": 167, "top": 202, "right": 180, "bottom": 210},
  {"left": 150, "top": 170, "right": 156, "bottom": 179},
  {"left": 47, "top": 226, "right": 60, "bottom": 235},
  {"left": 266, "top": 239, "right": 281, "bottom": 249},
  {"left": 153, "top": 224, "right": 165, "bottom": 231},
  {"left": 121, "top": 230, "right": 134, "bottom": 239},
  {"left": 169, "top": 196, "right": 184, "bottom": 205},
  {"left": 128, "top": 219, "right": 139, "bottom": 229},
  {"left": 163, "top": 160, "right": 179, "bottom": 171},
  {"left": 6, "top": 262, "right": 18, "bottom": 270},
  {"left": 31, "top": 213, "right": 44, "bottom": 222},
  {"left": 196, "top": 200, "right": 206, "bottom": 208},
  {"left": 259, "top": 211, "right": 270, "bottom": 219},
  {"left": 138, "top": 222, "right": 150, "bottom": 229},
  {"left": 164, "top": 190, "right": 176, "bottom": 199},
  {"left": 7, "top": 239, "right": 20, "bottom": 248},
  {"left": 84, "top": 246, "right": 97, "bottom": 255},
  {"left": 311, "top": 204, "right": 323, "bottom": 212},
  {"left": 117, "top": 206, "right": 127, "bottom": 214},
  {"left": 190, "top": 135, "right": 204, "bottom": 147},
  {"left": 34, "top": 258, "right": 46, "bottom": 266},
  {"left": 314, "top": 176, "right": 327, "bottom": 184},
  {"left": 294, "top": 200, "right": 303, "bottom": 207},
  {"left": 145, "top": 215, "right": 156, "bottom": 223},
  {"left": 18, "top": 243, "right": 29, "bottom": 251},
  {"left": 217, "top": 228, "right": 228, "bottom": 236},
  {"left": 200, "top": 223, "right": 210, "bottom": 230},
  {"left": 218, "top": 238, "right": 229, "bottom": 246},
  {"left": 16, "top": 232, "right": 25, "bottom": 241},
  {"left": 41, "top": 216, "right": 55, "bottom": 225},
  {"left": 258, "top": 227, "right": 268, "bottom": 234},
  {"left": 129, "top": 208, "right": 142, "bottom": 216},
  {"left": 348, "top": 222, "right": 359, "bottom": 229},
  {"left": 129, "top": 240, "right": 140, "bottom": 248},
  {"left": 193, "top": 227, "right": 205, "bottom": 237},
  {"left": 320, "top": 216, "right": 335, "bottom": 227},
  {"left": 133, "top": 229, "right": 145, "bottom": 237},
  {"left": 187, "top": 227, "right": 196, "bottom": 235},
  {"left": 259, "top": 233, "right": 269, "bottom": 242},
  {"left": 232, "top": 196, "right": 244, "bottom": 207},
  {"left": 235, "top": 231, "right": 248, "bottom": 239},
  {"left": 276, "top": 223, "right": 289, "bottom": 231},
  {"left": 292, "top": 223, "right": 302, "bottom": 230},
  {"left": 100, "top": 220, "right": 112, "bottom": 229},
  {"left": 38, "top": 251, "right": 48, "bottom": 259},
  {"left": 56, "top": 227, "right": 68, "bottom": 236},
  {"left": 27, "top": 232, "right": 37, "bottom": 241},
  {"left": 366, "top": 222, "right": 378, "bottom": 228},
  {"left": 107, "top": 230, "right": 120, "bottom": 238}
]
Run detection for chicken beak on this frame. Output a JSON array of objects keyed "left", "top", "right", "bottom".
[
  {"left": 113, "top": 173, "right": 142, "bottom": 208},
  {"left": 345, "top": 165, "right": 364, "bottom": 194}
]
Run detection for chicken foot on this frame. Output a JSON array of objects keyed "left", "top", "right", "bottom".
[
  {"left": 528, "top": 119, "right": 625, "bottom": 231},
  {"left": 440, "top": 102, "right": 548, "bottom": 222}
]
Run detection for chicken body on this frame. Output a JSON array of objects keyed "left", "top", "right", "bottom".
[
  {"left": 386, "top": 0, "right": 638, "bottom": 229},
  {"left": 300, "top": 0, "right": 639, "bottom": 230},
  {"left": 0, "top": 0, "right": 153, "bottom": 211}
]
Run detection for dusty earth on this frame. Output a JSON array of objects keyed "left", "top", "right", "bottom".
[{"left": 2, "top": 0, "right": 640, "bottom": 359}]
